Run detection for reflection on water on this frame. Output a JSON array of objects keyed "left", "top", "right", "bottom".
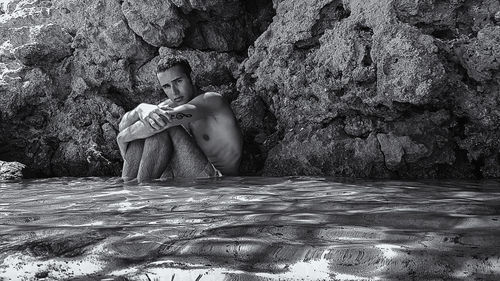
[{"left": 0, "top": 177, "right": 499, "bottom": 280}]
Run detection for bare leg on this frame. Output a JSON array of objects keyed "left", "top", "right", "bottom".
[
  {"left": 137, "top": 130, "right": 172, "bottom": 182},
  {"left": 121, "top": 139, "right": 145, "bottom": 181},
  {"left": 121, "top": 130, "right": 172, "bottom": 182},
  {"left": 167, "top": 126, "right": 217, "bottom": 178},
  {"left": 121, "top": 126, "right": 217, "bottom": 182}
]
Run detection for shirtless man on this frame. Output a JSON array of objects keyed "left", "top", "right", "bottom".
[{"left": 116, "top": 56, "right": 242, "bottom": 182}]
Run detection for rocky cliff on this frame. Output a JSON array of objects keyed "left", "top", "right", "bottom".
[{"left": 0, "top": 0, "right": 499, "bottom": 178}]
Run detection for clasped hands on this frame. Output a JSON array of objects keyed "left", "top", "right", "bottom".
[{"left": 137, "top": 103, "right": 174, "bottom": 131}]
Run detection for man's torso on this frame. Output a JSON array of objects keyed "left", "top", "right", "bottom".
[{"left": 163, "top": 95, "right": 242, "bottom": 175}]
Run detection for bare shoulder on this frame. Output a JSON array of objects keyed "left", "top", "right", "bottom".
[
  {"left": 191, "top": 92, "right": 227, "bottom": 109},
  {"left": 202, "top": 92, "right": 224, "bottom": 103}
]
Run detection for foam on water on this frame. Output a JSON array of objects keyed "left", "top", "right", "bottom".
[{"left": 0, "top": 177, "right": 499, "bottom": 280}]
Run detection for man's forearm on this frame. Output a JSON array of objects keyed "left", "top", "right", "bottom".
[
  {"left": 117, "top": 103, "right": 205, "bottom": 158},
  {"left": 118, "top": 109, "right": 139, "bottom": 132},
  {"left": 119, "top": 103, "right": 165, "bottom": 132},
  {"left": 161, "top": 104, "right": 204, "bottom": 127},
  {"left": 117, "top": 120, "right": 158, "bottom": 143}
]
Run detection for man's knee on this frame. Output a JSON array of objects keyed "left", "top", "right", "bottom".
[
  {"left": 166, "top": 126, "right": 191, "bottom": 141},
  {"left": 144, "top": 129, "right": 171, "bottom": 146}
]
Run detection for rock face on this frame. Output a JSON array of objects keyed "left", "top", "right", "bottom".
[
  {"left": 234, "top": 0, "right": 500, "bottom": 178},
  {"left": 0, "top": 0, "right": 499, "bottom": 178},
  {"left": 0, "top": 0, "right": 272, "bottom": 177},
  {"left": 0, "top": 160, "right": 26, "bottom": 180}
]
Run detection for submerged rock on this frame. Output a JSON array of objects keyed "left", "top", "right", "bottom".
[{"left": 0, "top": 160, "right": 26, "bottom": 180}]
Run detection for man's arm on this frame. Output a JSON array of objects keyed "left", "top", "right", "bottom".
[
  {"left": 117, "top": 120, "right": 157, "bottom": 158},
  {"left": 159, "top": 92, "right": 224, "bottom": 128},
  {"left": 116, "top": 92, "right": 224, "bottom": 157},
  {"left": 118, "top": 102, "right": 172, "bottom": 132},
  {"left": 118, "top": 110, "right": 139, "bottom": 132}
]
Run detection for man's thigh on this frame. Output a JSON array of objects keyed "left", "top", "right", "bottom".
[
  {"left": 166, "top": 126, "right": 217, "bottom": 178},
  {"left": 122, "top": 139, "right": 145, "bottom": 181},
  {"left": 137, "top": 130, "right": 172, "bottom": 181}
]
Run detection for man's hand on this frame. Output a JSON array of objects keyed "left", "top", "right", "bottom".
[{"left": 137, "top": 103, "right": 172, "bottom": 130}]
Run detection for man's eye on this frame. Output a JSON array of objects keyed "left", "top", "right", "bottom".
[{"left": 164, "top": 85, "right": 171, "bottom": 88}]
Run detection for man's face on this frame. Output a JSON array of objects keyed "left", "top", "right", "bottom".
[{"left": 157, "top": 65, "right": 195, "bottom": 106}]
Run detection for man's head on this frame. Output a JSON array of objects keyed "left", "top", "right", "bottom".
[{"left": 156, "top": 56, "right": 195, "bottom": 106}]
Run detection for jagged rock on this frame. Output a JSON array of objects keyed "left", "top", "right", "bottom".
[
  {"left": 234, "top": 0, "right": 500, "bottom": 178},
  {"left": 0, "top": 0, "right": 156, "bottom": 177},
  {"left": 376, "top": 133, "right": 429, "bottom": 171},
  {"left": 121, "top": 0, "right": 270, "bottom": 51},
  {"left": 13, "top": 24, "right": 72, "bottom": 66},
  {"left": 456, "top": 25, "right": 500, "bottom": 82},
  {"left": 121, "top": 0, "right": 188, "bottom": 47},
  {"left": 0, "top": 0, "right": 272, "bottom": 177},
  {"left": 44, "top": 93, "right": 124, "bottom": 177},
  {"left": 1, "top": 0, "right": 499, "bottom": 178},
  {"left": 369, "top": 24, "right": 446, "bottom": 105},
  {"left": 183, "top": 20, "right": 248, "bottom": 52},
  {"left": 344, "top": 116, "right": 373, "bottom": 137},
  {"left": 0, "top": 160, "right": 26, "bottom": 180},
  {"left": 232, "top": 93, "right": 278, "bottom": 174},
  {"left": 0, "top": 67, "right": 54, "bottom": 119},
  {"left": 176, "top": 0, "right": 272, "bottom": 52},
  {"left": 170, "top": 0, "right": 241, "bottom": 13}
]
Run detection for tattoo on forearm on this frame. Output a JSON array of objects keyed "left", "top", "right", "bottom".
[{"left": 170, "top": 112, "right": 193, "bottom": 120}]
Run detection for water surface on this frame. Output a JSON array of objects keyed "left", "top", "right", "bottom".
[{"left": 1, "top": 177, "right": 499, "bottom": 280}]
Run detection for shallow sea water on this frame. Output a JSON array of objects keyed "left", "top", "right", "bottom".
[{"left": 0, "top": 177, "right": 499, "bottom": 281}]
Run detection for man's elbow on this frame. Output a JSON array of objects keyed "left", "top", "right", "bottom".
[
  {"left": 116, "top": 131, "right": 125, "bottom": 143},
  {"left": 118, "top": 119, "right": 126, "bottom": 132},
  {"left": 118, "top": 112, "right": 131, "bottom": 132}
]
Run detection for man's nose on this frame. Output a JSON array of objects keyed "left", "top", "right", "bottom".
[{"left": 172, "top": 85, "right": 180, "bottom": 96}]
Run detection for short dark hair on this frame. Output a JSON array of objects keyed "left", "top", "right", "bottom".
[{"left": 156, "top": 56, "right": 192, "bottom": 77}]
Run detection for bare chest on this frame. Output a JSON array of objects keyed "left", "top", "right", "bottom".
[{"left": 188, "top": 118, "right": 219, "bottom": 147}]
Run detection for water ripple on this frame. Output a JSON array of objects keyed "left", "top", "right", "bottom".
[{"left": 0, "top": 177, "right": 499, "bottom": 280}]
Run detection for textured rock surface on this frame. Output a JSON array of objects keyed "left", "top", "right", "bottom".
[
  {"left": 0, "top": 0, "right": 272, "bottom": 177},
  {"left": 0, "top": 160, "right": 26, "bottom": 180},
  {"left": 0, "top": 0, "right": 499, "bottom": 178},
  {"left": 234, "top": 0, "right": 500, "bottom": 178},
  {"left": 121, "top": 0, "right": 188, "bottom": 48}
]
